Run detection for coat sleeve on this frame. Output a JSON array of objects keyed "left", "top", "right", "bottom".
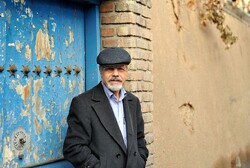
[
  {"left": 136, "top": 98, "right": 149, "bottom": 162},
  {"left": 63, "top": 97, "right": 99, "bottom": 168}
]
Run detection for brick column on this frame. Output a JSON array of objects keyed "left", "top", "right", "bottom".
[{"left": 100, "top": 0, "right": 154, "bottom": 167}]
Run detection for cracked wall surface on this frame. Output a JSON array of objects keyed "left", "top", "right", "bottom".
[{"left": 152, "top": 0, "right": 250, "bottom": 167}]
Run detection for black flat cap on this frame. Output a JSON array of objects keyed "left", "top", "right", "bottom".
[{"left": 97, "top": 47, "right": 131, "bottom": 66}]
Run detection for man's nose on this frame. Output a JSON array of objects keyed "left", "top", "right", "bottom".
[{"left": 112, "top": 68, "right": 119, "bottom": 76}]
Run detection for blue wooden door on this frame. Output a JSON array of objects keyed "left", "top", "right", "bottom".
[{"left": 0, "top": 0, "right": 96, "bottom": 167}]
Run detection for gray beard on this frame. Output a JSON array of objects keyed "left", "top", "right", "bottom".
[{"left": 107, "top": 84, "right": 122, "bottom": 91}]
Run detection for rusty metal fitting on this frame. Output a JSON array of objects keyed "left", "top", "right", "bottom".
[
  {"left": 73, "top": 65, "right": 81, "bottom": 76},
  {"left": 44, "top": 65, "right": 52, "bottom": 76},
  {"left": 21, "top": 65, "right": 30, "bottom": 77},
  {"left": 0, "top": 66, "right": 4, "bottom": 73},
  {"left": 7, "top": 64, "right": 17, "bottom": 77},
  {"left": 55, "top": 66, "right": 62, "bottom": 77},
  {"left": 33, "top": 65, "right": 41, "bottom": 77},
  {"left": 65, "top": 66, "right": 72, "bottom": 75}
]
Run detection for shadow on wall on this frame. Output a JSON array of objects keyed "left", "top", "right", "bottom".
[{"left": 213, "top": 143, "right": 250, "bottom": 168}]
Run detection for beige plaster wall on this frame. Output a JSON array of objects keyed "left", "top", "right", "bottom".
[{"left": 152, "top": 1, "right": 250, "bottom": 168}]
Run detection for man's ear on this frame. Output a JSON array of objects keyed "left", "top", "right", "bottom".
[{"left": 99, "top": 66, "right": 103, "bottom": 78}]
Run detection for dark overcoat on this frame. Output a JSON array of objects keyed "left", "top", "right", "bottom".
[{"left": 63, "top": 82, "right": 149, "bottom": 168}]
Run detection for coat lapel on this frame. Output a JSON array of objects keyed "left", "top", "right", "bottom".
[
  {"left": 91, "top": 83, "right": 127, "bottom": 154},
  {"left": 123, "top": 96, "right": 135, "bottom": 155}
]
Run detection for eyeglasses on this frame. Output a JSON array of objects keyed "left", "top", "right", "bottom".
[{"left": 101, "top": 65, "right": 128, "bottom": 73}]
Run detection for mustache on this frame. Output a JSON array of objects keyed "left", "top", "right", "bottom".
[{"left": 108, "top": 76, "right": 122, "bottom": 82}]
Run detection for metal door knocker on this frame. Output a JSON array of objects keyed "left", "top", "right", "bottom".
[{"left": 11, "top": 127, "right": 29, "bottom": 160}]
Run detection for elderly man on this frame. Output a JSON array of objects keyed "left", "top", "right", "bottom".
[{"left": 63, "top": 47, "right": 149, "bottom": 168}]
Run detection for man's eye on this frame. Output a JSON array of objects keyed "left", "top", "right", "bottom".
[
  {"left": 118, "top": 68, "right": 125, "bottom": 71},
  {"left": 103, "top": 66, "right": 126, "bottom": 71},
  {"left": 104, "top": 67, "right": 114, "bottom": 71},
  {"left": 107, "top": 68, "right": 114, "bottom": 71}
]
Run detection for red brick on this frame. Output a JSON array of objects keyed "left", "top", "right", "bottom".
[
  {"left": 100, "top": 2, "right": 115, "bottom": 13},
  {"left": 101, "top": 28, "right": 115, "bottom": 37},
  {"left": 102, "top": 38, "right": 119, "bottom": 47},
  {"left": 101, "top": 13, "right": 137, "bottom": 24}
]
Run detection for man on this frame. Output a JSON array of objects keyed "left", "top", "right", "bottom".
[{"left": 63, "top": 47, "right": 149, "bottom": 168}]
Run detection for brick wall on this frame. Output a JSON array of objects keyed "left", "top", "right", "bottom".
[{"left": 100, "top": 0, "right": 154, "bottom": 167}]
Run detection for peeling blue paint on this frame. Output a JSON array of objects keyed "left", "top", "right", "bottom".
[
  {"left": 0, "top": 0, "right": 100, "bottom": 167},
  {"left": 0, "top": 1, "right": 6, "bottom": 165}
]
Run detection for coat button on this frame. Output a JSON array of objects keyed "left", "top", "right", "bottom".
[
  {"left": 116, "top": 153, "right": 121, "bottom": 158},
  {"left": 134, "top": 152, "right": 137, "bottom": 156}
]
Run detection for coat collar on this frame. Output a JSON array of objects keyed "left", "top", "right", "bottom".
[{"left": 91, "top": 82, "right": 134, "bottom": 154}]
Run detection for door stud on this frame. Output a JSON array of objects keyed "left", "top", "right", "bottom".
[
  {"left": 73, "top": 65, "right": 81, "bottom": 76},
  {"left": 65, "top": 66, "right": 72, "bottom": 75},
  {"left": 55, "top": 66, "right": 62, "bottom": 77},
  {"left": 44, "top": 65, "right": 52, "bottom": 76},
  {"left": 21, "top": 65, "right": 30, "bottom": 77},
  {"left": 33, "top": 65, "right": 41, "bottom": 76},
  {"left": 0, "top": 66, "right": 4, "bottom": 73},
  {"left": 7, "top": 64, "right": 17, "bottom": 77}
]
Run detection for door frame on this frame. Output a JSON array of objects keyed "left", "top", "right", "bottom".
[{"left": 85, "top": 5, "right": 101, "bottom": 90}]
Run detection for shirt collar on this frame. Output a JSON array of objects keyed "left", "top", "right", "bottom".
[{"left": 101, "top": 81, "right": 127, "bottom": 101}]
